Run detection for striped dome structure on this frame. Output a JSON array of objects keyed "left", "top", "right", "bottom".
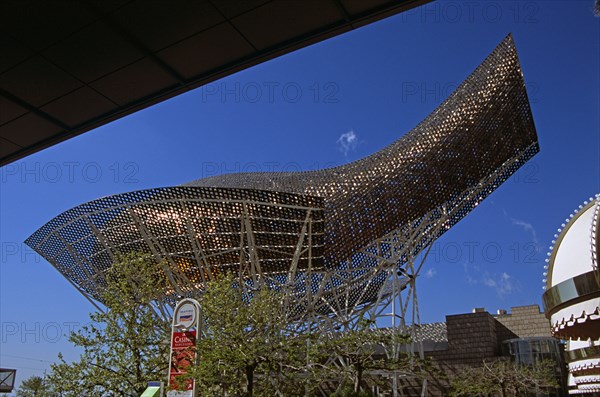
[{"left": 543, "top": 194, "right": 600, "bottom": 394}]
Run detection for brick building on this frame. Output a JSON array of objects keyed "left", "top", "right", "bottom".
[{"left": 408, "top": 304, "right": 566, "bottom": 396}]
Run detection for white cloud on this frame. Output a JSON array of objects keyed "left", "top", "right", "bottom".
[
  {"left": 336, "top": 130, "right": 359, "bottom": 156},
  {"left": 498, "top": 272, "right": 515, "bottom": 295},
  {"left": 464, "top": 261, "right": 517, "bottom": 297},
  {"left": 483, "top": 277, "right": 496, "bottom": 287},
  {"left": 424, "top": 268, "right": 437, "bottom": 278},
  {"left": 510, "top": 216, "right": 540, "bottom": 248},
  {"left": 483, "top": 272, "right": 516, "bottom": 296}
]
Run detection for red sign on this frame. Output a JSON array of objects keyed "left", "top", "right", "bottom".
[
  {"left": 169, "top": 331, "right": 196, "bottom": 392},
  {"left": 172, "top": 331, "right": 196, "bottom": 349}
]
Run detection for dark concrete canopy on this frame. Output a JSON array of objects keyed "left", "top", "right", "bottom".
[{"left": 0, "top": 0, "right": 431, "bottom": 166}]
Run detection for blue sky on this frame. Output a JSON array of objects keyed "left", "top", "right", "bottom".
[{"left": 1, "top": 0, "right": 599, "bottom": 387}]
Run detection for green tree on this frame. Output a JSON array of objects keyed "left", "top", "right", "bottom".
[
  {"left": 187, "top": 274, "right": 433, "bottom": 396},
  {"left": 46, "top": 253, "right": 171, "bottom": 396},
  {"left": 450, "top": 358, "right": 560, "bottom": 397},
  {"left": 45, "top": 353, "right": 97, "bottom": 397},
  {"left": 15, "top": 375, "right": 49, "bottom": 397},
  {"left": 187, "top": 273, "right": 309, "bottom": 397},
  {"left": 309, "top": 320, "right": 438, "bottom": 395}
]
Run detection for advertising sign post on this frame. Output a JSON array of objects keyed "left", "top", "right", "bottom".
[{"left": 167, "top": 299, "right": 201, "bottom": 397}]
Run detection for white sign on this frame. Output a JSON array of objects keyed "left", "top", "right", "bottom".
[{"left": 176, "top": 303, "right": 196, "bottom": 329}]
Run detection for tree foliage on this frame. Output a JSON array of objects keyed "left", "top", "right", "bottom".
[
  {"left": 44, "top": 255, "right": 435, "bottom": 396},
  {"left": 186, "top": 273, "right": 310, "bottom": 396},
  {"left": 311, "top": 321, "right": 398, "bottom": 393},
  {"left": 15, "top": 375, "right": 50, "bottom": 397},
  {"left": 309, "top": 320, "right": 442, "bottom": 395},
  {"left": 450, "top": 358, "right": 560, "bottom": 397},
  {"left": 187, "top": 274, "right": 433, "bottom": 396},
  {"left": 46, "top": 253, "right": 171, "bottom": 396}
]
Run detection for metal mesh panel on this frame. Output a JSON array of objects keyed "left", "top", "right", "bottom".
[
  {"left": 186, "top": 34, "right": 538, "bottom": 266},
  {"left": 26, "top": 35, "right": 538, "bottom": 318},
  {"left": 26, "top": 187, "right": 324, "bottom": 303}
]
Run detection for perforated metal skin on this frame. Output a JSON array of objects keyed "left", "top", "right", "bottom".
[
  {"left": 26, "top": 34, "right": 538, "bottom": 317},
  {"left": 186, "top": 34, "right": 538, "bottom": 266}
]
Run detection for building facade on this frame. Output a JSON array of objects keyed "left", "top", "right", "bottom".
[{"left": 410, "top": 305, "right": 566, "bottom": 396}]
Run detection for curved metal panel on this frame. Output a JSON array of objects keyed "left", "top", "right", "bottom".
[
  {"left": 187, "top": 34, "right": 538, "bottom": 265},
  {"left": 26, "top": 35, "right": 539, "bottom": 318}
]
